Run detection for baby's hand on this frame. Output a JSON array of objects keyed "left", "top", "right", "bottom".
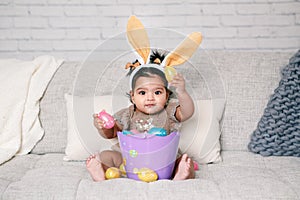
[
  {"left": 93, "top": 114, "right": 105, "bottom": 131},
  {"left": 169, "top": 73, "right": 186, "bottom": 94}
]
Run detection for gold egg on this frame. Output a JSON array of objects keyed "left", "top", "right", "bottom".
[
  {"left": 137, "top": 168, "right": 158, "bottom": 183},
  {"left": 119, "top": 164, "right": 127, "bottom": 176},
  {"left": 164, "top": 66, "right": 177, "bottom": 82},
  {"left": 105, "top": 167, "right": 121, "bottom": 179}
]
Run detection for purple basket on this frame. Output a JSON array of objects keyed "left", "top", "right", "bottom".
[{"left": 117, "top": 131, "right": 180, "bottom": 181}]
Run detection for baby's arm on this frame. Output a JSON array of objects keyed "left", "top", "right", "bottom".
[
  {"left": 93, "top": 114, "right": 121, "bottom": 139},
  {"left": 169, "top": 73, "right": 194, "bottom": 122}
]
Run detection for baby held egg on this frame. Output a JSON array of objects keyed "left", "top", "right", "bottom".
[{"left": 164, "top": 66, "right": 177, "bottom": 82}]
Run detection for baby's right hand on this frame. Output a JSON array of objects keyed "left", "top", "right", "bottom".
[{"left": 93, "top": 114, "right": 105, "bottom": 131}]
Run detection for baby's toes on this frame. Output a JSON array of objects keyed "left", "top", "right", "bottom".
[{"left": 86, "top": 155, "right": 95, "bottom": 164}]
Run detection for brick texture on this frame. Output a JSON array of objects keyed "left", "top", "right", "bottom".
[{"left": 0, "top": 0, "right": 299, "bottom": 61}]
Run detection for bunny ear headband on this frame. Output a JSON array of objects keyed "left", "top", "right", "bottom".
[{"left": 126, "top": 15, "right": 202, "bottom": 90}]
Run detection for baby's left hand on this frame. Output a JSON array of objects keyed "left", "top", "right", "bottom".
[{"left": 169, "top": 73, "right": 186, "bottom": 94}]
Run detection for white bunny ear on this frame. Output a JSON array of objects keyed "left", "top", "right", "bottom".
[
  {"left": 163, "top": 32, "right": 202, "bottom": 68},
  {"left": 127, "top": 15, "right": 150, "bottom": 65}
]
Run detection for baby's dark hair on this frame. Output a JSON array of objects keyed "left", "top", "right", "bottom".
[
  {"left": 126, "top": 49, "right": 167, "bottom": 77},
  {"left": 131, "top": 67, "right": 168, "bottom": 90},
  {"left": 149, "top": 50, "right": 166, "bottom": 65}
]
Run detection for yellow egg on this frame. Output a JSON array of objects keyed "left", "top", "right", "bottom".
[
  {"left": 137, "top": 168, "right": 158, "bottom": 183},
  {"left": 105, "top": 167, "right": 121, "bottom": 179},
  {"left": 119, "top": 164, "right": 127, "bottom": 176},
  {"left": 164, "top": 66, "right": 177, "bottom": 82}
]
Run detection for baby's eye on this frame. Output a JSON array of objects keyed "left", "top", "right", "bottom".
[
  {"left": 138, "top": 91, "right": 146, "bottom": 95},
  {"left": 154, "top": 91, "right": 162, "bottom": 95}
]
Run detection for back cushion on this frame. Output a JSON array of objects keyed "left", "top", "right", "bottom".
[
  {"left": 214, "top": 51, "right": 294, "bottom": 151},
  {"left": 32, "top": 62, "right": 80, "bottom": 154}
]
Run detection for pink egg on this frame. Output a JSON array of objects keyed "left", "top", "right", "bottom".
[
  {"left": 193, "top": 161, "right": 199, "bottom": 171},
  {"left": 98, "top": 110, "right": 115, "bottom": 129}
]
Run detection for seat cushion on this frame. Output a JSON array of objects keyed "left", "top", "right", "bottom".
[{"left": 1, "top": 152, "right": 299, "bottom": 200}]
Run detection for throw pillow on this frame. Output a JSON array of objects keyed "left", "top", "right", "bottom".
[
  {"left": 180, "top": 99, "right": 226, "bottom": 164},
  {"left": 64, "top": 94, "right": 125, "bottom": 161},
  {"left": 64, "top": 94, "right": 226, "bottom": 163},
  {"left": 248, "top": 50, "right": 300, "bottom": 157}
]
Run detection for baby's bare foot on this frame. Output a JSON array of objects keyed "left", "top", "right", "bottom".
[
  {"left": 86, "top": 154, "right": 105, "bottom": 182},
  {"left": 173, "top": 154, "right": 195, "bottom": 180}
]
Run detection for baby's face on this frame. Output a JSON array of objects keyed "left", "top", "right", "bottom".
[{"left": 131, "top": 75, "right": 168, "bottom": 115}]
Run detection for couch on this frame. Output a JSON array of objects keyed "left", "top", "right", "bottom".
[{"left": 1, "top": 51, "right": 299, "bottom": 200}]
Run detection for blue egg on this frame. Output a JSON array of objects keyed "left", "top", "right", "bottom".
[
  {"left": 148, "top": 127, "right": 167, "bottom": 136},
  {"left": 122, "top": 130, "right": 133, "bottom": 135}
]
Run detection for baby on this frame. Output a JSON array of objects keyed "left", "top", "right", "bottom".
[
  {"left": 86, "top": 61, "right": 195, "bottom": 181},
  {"left": 86, "top": 15, "right": 202, "bottom": 182}
]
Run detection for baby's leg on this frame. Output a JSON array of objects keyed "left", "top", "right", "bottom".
[
  {"left": 86, "top": 150, "right": 122, "bottom": 182},
  {"left": 173, "top": 154, "right": 195, "bottom": 181},
  {"left": 99, "top": 150, "right": 123, "bottom": 170}
]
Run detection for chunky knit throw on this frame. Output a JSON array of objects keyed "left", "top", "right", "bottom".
[{"left": 248, "top": 50, "right": 300, "bottom": 157}]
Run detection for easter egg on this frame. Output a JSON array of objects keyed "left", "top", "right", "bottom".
[
  {"left": 130, "top": 129, "right": 140, "bottom": 134},
  {"left": 148, "top": 127, "right": 167, "bottom": 136},
  {"left": 105, "top": 167, "right": 121, "bottom": 179},
  {"left": 193, "top": 161, "right": 199, "bottom": 171},
  {"left": 98, "top": 110, "right": 115, "bottom": 129},
  {"left": 137, "top": 168, "right": 158, "bottom": 183},
  {"left": 122, "top": 130, "right": 133, "bottom": 135},
  {"left": 164, "top": 66, "right": 177, "bottom": 82},
  {"left": 119, "top": 164, "right": 127, "bottom": 176}
]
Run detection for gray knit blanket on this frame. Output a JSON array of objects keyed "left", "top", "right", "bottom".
[{"left": 248, "top": 50, "right": 300, "bottom": 157}]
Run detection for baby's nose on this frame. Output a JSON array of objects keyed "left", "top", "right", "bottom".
[{"left": 146, "top": 93, "right": 155, "bottom": 100}]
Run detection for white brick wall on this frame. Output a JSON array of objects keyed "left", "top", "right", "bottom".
[{"left": 0, "top": 0, "right": 299, "bottom": 61}]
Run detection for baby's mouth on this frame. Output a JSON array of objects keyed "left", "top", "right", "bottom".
[{"left": 145, "top": 104, "right": 156, "bottom": 108}]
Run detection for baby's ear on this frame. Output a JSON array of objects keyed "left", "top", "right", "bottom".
[
  {"left": 127, "top": 15, "right": 150, "bottom": 64},
  {"left": 166, "top": 90, "right": 170, "bottom": 100},
  {"left": 163, "top": 32, "right": 202, "bottom": 68},
  {"left": 129, "top": 90, "right": 135, "bottom": 103}
]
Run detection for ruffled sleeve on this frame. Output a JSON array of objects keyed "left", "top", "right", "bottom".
[
  {"left": 166, "top": 98, "right": 179, "bottom": 121},
  {"left": 165, "top": 98, "right": 181, "bottom": 132},
  {"left": 113, "top": 105, "right": 134, "bottom": 130}
]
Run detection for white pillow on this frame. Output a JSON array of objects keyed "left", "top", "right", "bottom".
[
  {"left": 64, "top": 94, "right": 225, "bottom": 163},
  {"left": 64, "top": 94, "right": 128, "bottom": 161},
  {"left": 180, "top": 99, "right": 225, "bottom": 164}
]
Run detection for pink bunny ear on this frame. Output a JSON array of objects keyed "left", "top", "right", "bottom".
[
  {"left": 127, "top": 15, "right": 150, "bottom": 65},
  {"left": 163, "top": 32, "right": 202, "bottom": 68}
]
